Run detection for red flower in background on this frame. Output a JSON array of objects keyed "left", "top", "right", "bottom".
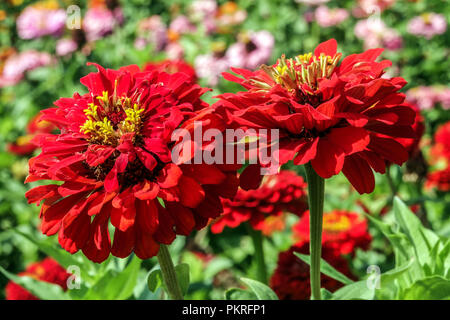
[
  {"left": 211, "top": 170, "right": 307, "bottom": 235},
  {"left": 215, "top": 39, "right": 416, "bottom": 194},
  {"left": 426, "top": 167, "right": 450, "bottom": 192},
  {"left": 25, "top": 63, "right": 240, "bottom": 263},
  {"left": 294, "top": 210, "right": 371, "bottom": 256},
  {"left": 5, "top": 258, "right": 70, "bottom": 300},
  {"left": 7, "top": 113, "right": 56, "bottom": 156},
  {"left": 143, "top": 59, "right": 197, "bottom": 82},
  {"left": 430, "top": 122, "right": 450, "bottom": 164},
  {"left": 270, "top": 242, "right": 353, "bottom": 300}
]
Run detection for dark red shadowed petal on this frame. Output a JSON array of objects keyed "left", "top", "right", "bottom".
[{"left": 342, "top": 154, "right": 375, "bottom": 194}]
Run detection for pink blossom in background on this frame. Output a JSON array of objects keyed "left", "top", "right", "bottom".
[
  {"left": 166, "top": 42, "right": 184, "bottom": 60},
  {"left": 225, "top": 31, "right": 274, "bottom": 70},
  {"left": 407, "top": 13, "right": 447, "bottom": 39},
  {"left": 438, "top": 88, "right": 450, "bottom": 109},
  {"left": 352, "top": 0, "right": 395, "bottom": 18},
  {"left": 406, "top": 86, "right": 450, "bottom": 110},
  {"left": 194, "top": 54, "right": 230, "bottom": 86},
  {"left": 189, "top": 0, "right": 218, "bottom": 19},
  {"left": 0, "top": 51, "right": 53, "bottom": 87},
  {"left": 135, "top": 15, "right": 168, "bottom": 51},
  {"left": 354, "top": 18, "right": 402, "bottom": 50},
  {"left": 169, "top": 15, "right": 197, "bottom": 34},
  {"left": 16, "top": 6, "right": 66, "bottom": 39},
  {"left": 56, "top": 39, "right": 78, "bottom": 56},
  {"left": 83, "top": 7, "right": 123, "bottom": 42},
  {"left": 314, "top": 6, "right": 349, "bottom": 27}
]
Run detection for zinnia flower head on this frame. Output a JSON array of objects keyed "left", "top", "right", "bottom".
[
  {"left": 270, "top": 242, "right": 352, "bottom": 300},
  {"left": 426, "top": 167, "right": 450, "bottom": 192},
  {"left": 294, "top": 210, "right": 371, "bottom": 256},
  {"left": 5, "top": 258, "right": 70, "bottom": 300},
  {"left": 211, "top": 170, "right": 307, "bottom": 235},
  {"left": 215, "top": 39, "right": 415, "bottom": 194},
  {"left": 56, "top": 38, "right": 78, "bottom": 57},
  {"left": 407, "top": 13, "right": 447, "bottom": 39},
  {"left": 8, "top": 113, "right": 56, "bottom": 156},
  {"left": 25, "top": 63, "right": 240, "bottom": 263},
  {"left": 430, "top": 122, "right": 450, "bottom": 164}
]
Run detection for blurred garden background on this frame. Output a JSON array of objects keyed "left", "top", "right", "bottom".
[{"left": 0, "top": 0, "right": 449, "bottom": 300}]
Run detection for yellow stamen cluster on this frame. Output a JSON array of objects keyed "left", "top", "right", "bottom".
[
  {"left": 323, "top": 214, "right": 351, "bottom": 233},
  {"left": 259, "top": 51, "right": 342, "bottom": 94},
  {"left": 80, "top": 91, "right": 145, "bottom": 145}
]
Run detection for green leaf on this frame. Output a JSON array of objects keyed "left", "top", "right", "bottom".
[
  {"left": 320, "top": 288, "right": 334, "bottom": 300},
  {"left": 393, "top": 197, "right": 439, "bottom": 266},
  {"left": 331, "top": 260, "right": 413, "bottom": 300},
  {"left": 402, "top": 277, "right": 450, "bottom": 300},
  {"left": 175, "top": 263, "right": 190, "bottom": 296},
  {"left": 14, "top": 229, "right": 86, "bottom": 270},
  {"left": 82, "top": 255, "right": 141, "bottom": 300},
  {"left": 294, "top": 252, "right": 354, "bottom": 285},
  {"left": 0, "top": 266, "right": 70, "bottom": 300},
  {"left": 240, "top": 277, "right": 278, "bottom": 300},
  {"left": 147, "top": 269, "right": 164, "bottom": 293},
  {"left": 225, "top": 288, "right": 257, "bottom": 300}
]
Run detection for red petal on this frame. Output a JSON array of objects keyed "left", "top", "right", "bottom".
[
  {"left": 178, "top": 175, "right": 205, "bottom": 208},
  {"left": 342, "top": 154, "right": 375, "bottom": 194}
]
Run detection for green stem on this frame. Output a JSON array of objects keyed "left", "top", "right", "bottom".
[
  {"left": 386, "top": 165, "right": 398, "bottom": 200},
  {"left": 247, "top": 224, "right": 268, "bottom": 284},
  {"left": 157, "top": 244, "right": 184, "bottom": 300},
  {"left": 304, "top": 162, "right": 325, "bottom": 300}
]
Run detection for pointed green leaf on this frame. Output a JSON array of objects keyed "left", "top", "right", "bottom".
[
  {"left": 147, "top": 269, "right": 164, "bottom": 293},
  {"left": 294, "top": 252, "right": 354, "bottom": 285},
  {"left": 225, "top": 288, "right": 257, "bottom": 300},
  {"left": 402, "top": 277, "right": 450, "bottom": 300},
  {"left": 82, "top": 255, "right": 141, "bottom": 300},
  {"left": 175, "top": 263, "right": 190, "bottom": 296},
  {"left": 240, "top": 277, "right": 278, "bottom": 300}
]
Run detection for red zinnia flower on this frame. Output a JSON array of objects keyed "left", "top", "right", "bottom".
[
  {"left": 426, "top": 167, "right": 450, "bottom": 192},
  {"left": 210, "top": 170, "right": 307, "bottom": 235},
  {"left": 7, "top": 113, "right": 56, "bottom": 156},
  {"left": 25, "top": 63, "right": 239, "bottom": 263},
  {"left": 430, "top": 121, "right": 450, "bottom": 164},
  {"left": 143, "top": 59, "right": 197, "bottom": 82},
  {"left": 294, "top": 210, "right": 372, "bottom": 257},
  {"left": 215, "top": 39, "right": 416, "bottom": 194},
  {"left": 5, "top": 258, "right": 70, "bottom": 300},
  {"left": 270, "top": 242, "right": 353, "bottom": 300}
]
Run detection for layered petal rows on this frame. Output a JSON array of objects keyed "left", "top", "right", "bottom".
[
  {"left": 215, "top": 39, "right": 417, "bottom": 193},
  {"left": 25, "top": 63, "right": 239, "bottom": 262}
]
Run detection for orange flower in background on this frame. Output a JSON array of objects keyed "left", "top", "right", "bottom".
[
  {"left": 211, "top": 170, "right": 308, "bottom": 235},
  {"left": 5, "top": 258, "right": 70, "bottom": 300},
  {"left": 294, "top": 210, "right": 372, "bottom": 256},
  {"left": 7, "top": 113, "right": 56, "bottom": 156}
]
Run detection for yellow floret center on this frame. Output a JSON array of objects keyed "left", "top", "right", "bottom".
[
  {"left": 258, "top": 51, "right": 342, "bottom": 94},
  {"left": 80, "top": 91, "right": 145, "bottom": 145},
  {"left": 322, "top": 213, "right": 351, "bottom": 233}
]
